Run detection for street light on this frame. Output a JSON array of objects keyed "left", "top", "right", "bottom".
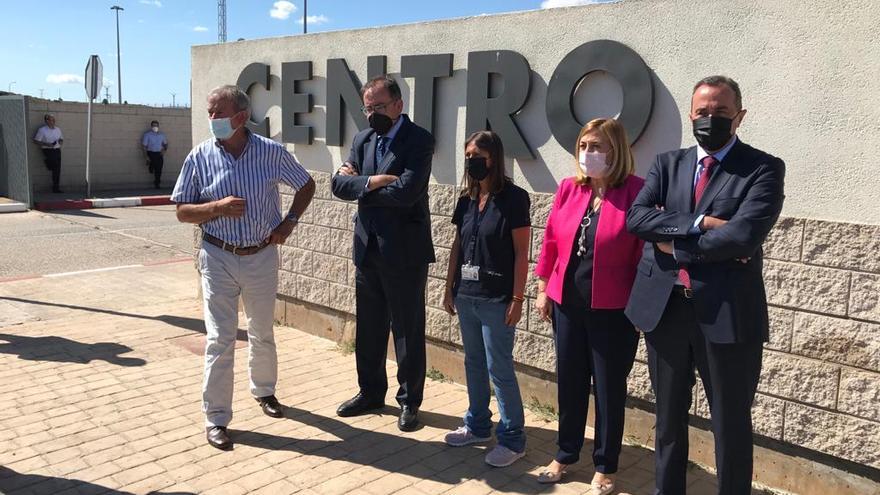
[
  {"left": 7, "top": 81, "right": 15, "bottom": 92},
  {"left": 111, "top": 5, "right": 124, "bottom": 104},
  {"left": 170, "top": 92, "right": 177, "bottom": 107},
  {"left": 303, "top": 0, "right": 308, "bottom": 34}
]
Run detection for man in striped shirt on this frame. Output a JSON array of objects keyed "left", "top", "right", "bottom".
[{"left": 172, "top": 85, "right": 315, "bottom": 451}]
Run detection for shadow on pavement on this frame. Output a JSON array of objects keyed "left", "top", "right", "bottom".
[
  {"left": 0, "top": 466, "right": 194, "bottom": 495},
  {"left": 230, "top": 406, "right": 560, "bottom": 493},
  {"left": 0, "top": 297, "right": 249, "bottom": 367},
  {"left": 0, "top": 296, "right": 248, "bottom": 342},
  {"left": 0, "top": 333, "right": 146, "bottom": 366},
  {"left": 47, "top": 209, "right": 117, "bottom": 219}
]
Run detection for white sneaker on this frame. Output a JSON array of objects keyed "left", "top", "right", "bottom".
[
  {"left": 444, "top": 426, "right": 491, "bottom": 447},
  {"left": 484, "top": 444, "right": 525, "bottom": 467}
]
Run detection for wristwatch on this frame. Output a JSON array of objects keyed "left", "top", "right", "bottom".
[{"left": 284, "top": 212, "right": 299, "bottom": 225}]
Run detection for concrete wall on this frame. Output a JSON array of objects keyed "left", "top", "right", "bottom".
[
  {"left": 191, "top": 0, "right": 880, "bottom": 225},
  {"left": 0, "top": 96, "right": 31, "bottom": 204},
  {"left": 25, "top": 98, "right": 191, "bottom": 193},
  {"left": 190, "top": 0, "right": 880, "bottom": 491}
]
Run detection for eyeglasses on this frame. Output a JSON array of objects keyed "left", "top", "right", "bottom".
[{"left": 360, "top": 100, "right": 396, "bottom": 116}]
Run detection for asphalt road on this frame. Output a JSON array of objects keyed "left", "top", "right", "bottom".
[{"left": 0, "top": 205, "right": 194, "bottom": 278}]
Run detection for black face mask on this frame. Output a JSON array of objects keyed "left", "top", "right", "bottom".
[
  {"left": 466, "top": 157, "right": 489, "bottom": 181},
  {"left": 368, "top": 112, "right": 394, "bottom": 135},
  {"left": 692, "top": 115, "right": 735, "bottom": 151}
]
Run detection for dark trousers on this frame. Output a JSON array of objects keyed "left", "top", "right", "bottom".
[
  {"left": 553, "top": 304, "right": 639, "bottom": 472},
  {"left": 645, "top": 293, "right": 763, "bottom": 495},
  {"left": 41, "top": 148, "right": 61, "bottom": 191},
  {"left": 354, "top": 244, "right": 428, "bottom": 408},
  {"left": 147, "top": 151, "right": 164, "bottom": 188}
]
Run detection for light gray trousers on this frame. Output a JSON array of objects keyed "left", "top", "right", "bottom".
[{"left": 198, "top": 241, "right": 279, "bottom": 427}]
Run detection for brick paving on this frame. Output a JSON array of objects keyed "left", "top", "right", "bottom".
[{"left": 0, "top": 262, "right": 731, "bottom": 494}]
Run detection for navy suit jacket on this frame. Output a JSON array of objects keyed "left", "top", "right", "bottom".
[
  {"left": 331, "top": 115, "right": 436, "bottom": 268},
  {"left": 624, "top": 139, "right": 785, "bottom": 344}
]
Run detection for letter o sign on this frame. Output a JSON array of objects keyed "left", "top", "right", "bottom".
[{"left": 546, "top": 40, "right": 654, "bottom": 153}]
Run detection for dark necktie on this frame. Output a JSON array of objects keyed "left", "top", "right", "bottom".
[
  {"left": 680, "top": 155, "right": 718, "bottom": 288},
  {"left": 376, "top": 136, "right": 388, "bottom": 165}
]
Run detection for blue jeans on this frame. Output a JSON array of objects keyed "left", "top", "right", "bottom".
[{"left": 454, "top": 295, "right": 526, "bottom": 453}]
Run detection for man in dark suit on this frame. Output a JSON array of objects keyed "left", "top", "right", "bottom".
[
  {"left": 625, "top": 76, "right": 785, "bottom": 494},
  {"left": 331, "top": 76, "right": 435, "bottom": 432}
]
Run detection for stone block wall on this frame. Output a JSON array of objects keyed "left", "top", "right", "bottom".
[
  {"left": 25, "top": 98, "right": 191, "bottom": 193},
  {"left": 278, "top": 170, "right": 880, "bottom": 471}
]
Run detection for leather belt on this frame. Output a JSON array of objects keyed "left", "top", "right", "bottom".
[
  {"left": 672, "top": 285, "right": 694, "bottom": 299},
  {"left": 202, "top": 232, "right": 269, "bottom": 256}
]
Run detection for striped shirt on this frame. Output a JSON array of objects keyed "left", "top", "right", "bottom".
[{"left": 171, "top": 131, "right": 311, "bottom": 246}]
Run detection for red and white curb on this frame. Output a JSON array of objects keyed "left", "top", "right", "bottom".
[
  {"left": 0, "top": 257, "right": 192, "bottom": 283},
  {"left": 35, "top": 195, "right": 174, "bottom": 211}
]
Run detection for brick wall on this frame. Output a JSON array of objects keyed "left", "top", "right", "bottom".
[{"left": 276, "top": 170, "right": 880, "bottom": 471}]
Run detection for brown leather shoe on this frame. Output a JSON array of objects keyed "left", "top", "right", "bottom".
[
  {"left": 206, "top": 426, "right": 232, "bottom": 450},
  {"left": 256, "top": 395, "right": 284, "bottom": 418}
]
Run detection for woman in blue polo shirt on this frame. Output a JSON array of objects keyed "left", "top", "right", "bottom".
[{"left": 442, "top": 130, "right": 531, "bottom": 468}]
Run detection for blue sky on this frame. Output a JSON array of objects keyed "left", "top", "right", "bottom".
[{"left": 0, "top": 0, "right": 614, "bottom": 106}]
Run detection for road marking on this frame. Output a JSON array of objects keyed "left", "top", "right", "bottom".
[
  {"left": 44, "top": 265, "right": 144, "bottom": 277},
  {"left": 1, "top": 257, "right": 192, "bottom": 283}
]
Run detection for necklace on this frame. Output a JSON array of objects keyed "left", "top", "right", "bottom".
[{"left": 576, "top": 203, "right": 601, "bottom": 257}]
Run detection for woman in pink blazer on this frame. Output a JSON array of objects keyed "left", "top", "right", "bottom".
[{"left": 534, "top": 118, "right": 644, "bottom": 494}]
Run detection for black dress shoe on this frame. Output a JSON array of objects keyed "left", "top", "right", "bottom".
[
  {"left": 206, "top": 426, "right": 232, "bottom": 450},
  {"left": 336, "top": 392, "right": 384, "bottom": 417},
  {"left": 398, "top": 405, "right": 419, "bottom": 432},
  {"left": 256, "top": 395, "right": 284, "bottom": 418}
]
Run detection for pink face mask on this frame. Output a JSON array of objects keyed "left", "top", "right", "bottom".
[{"left": 579, "top": 151, "right": 610, "bottom": 178}]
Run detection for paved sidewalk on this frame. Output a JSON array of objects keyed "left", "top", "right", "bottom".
[{"left": 0, "top": 262, "right": 729, "bottom": 495}]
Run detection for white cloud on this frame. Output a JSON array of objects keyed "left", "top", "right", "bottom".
[
  {"left": 139, "top": 0, "right": 162, "bottom": 7},
  {"left": 300, "top": 14, "right": 329, "bottom": 25},
  {"left": 193, "top": 26, "right": 209, "bottom": 32},
  {"left": 46, "top": 73, "right": 84, "bottom": 85},
  {"left": 540, "top": 0, "right": 617, "bottom": 8},
  {"left": 270, "top": 1, "right": 297, "bottom": 20}
]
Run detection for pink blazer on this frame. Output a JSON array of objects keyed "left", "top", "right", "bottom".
[{"left": 535, "top": 175, "right": 645, "bottom": 309}]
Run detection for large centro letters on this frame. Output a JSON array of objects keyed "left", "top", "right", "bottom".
[{"left": 237, "top": 40, "right": 653, "bottom": 158}]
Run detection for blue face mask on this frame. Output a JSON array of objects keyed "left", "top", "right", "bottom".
[{"left": 209, "top": 116, "right": 237, "bottom": 140}]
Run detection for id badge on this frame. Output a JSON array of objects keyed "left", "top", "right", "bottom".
[{"left": 461, "top": 264, "right": 480, "bottom": 281}]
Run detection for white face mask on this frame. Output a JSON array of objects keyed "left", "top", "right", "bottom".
[
  {"left": 209, "top": 117, "right": 237, "bottom": 140},
  {"left": 579, "top": 150, "right": 610, "bottom": 178},
  {"left": 151, "top": 126, "right": 159, "bottom": 133}
]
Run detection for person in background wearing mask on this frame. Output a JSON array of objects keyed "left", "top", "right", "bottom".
[
  {"left": 171, "top": 85, "right": 316, "bottom": 451},
  {"left": 33, "top": 114, "right": 64, "bottom": 193},
  {"left": 625, "top": 76, "right": 785, "bottom": 495},
  {"left": 441, "top": 131, "right": 530, "bottom": 467},
  {"left": 534, "top": 118, "right": 644, "bottom": 494},
  {"left": 142, "top": 120, "right": 168, "bottom": 189},
  {"left": 331, "top": 76, "right": 435, "bottom": 432}
]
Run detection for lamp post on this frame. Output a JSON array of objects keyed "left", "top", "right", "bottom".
[
  {"left": 111, "top": 5, "right": 124, "bottom": 103},
  {"left": 170, "top": 92, "right": 176, "bottom": 107},
  {"left": 303, "top": 0, "right": 307, "bottom": 34}
]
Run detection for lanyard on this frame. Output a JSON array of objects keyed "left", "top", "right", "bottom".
[{"left": 466, "top": 194, "right": 491, "bottom": 265}]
